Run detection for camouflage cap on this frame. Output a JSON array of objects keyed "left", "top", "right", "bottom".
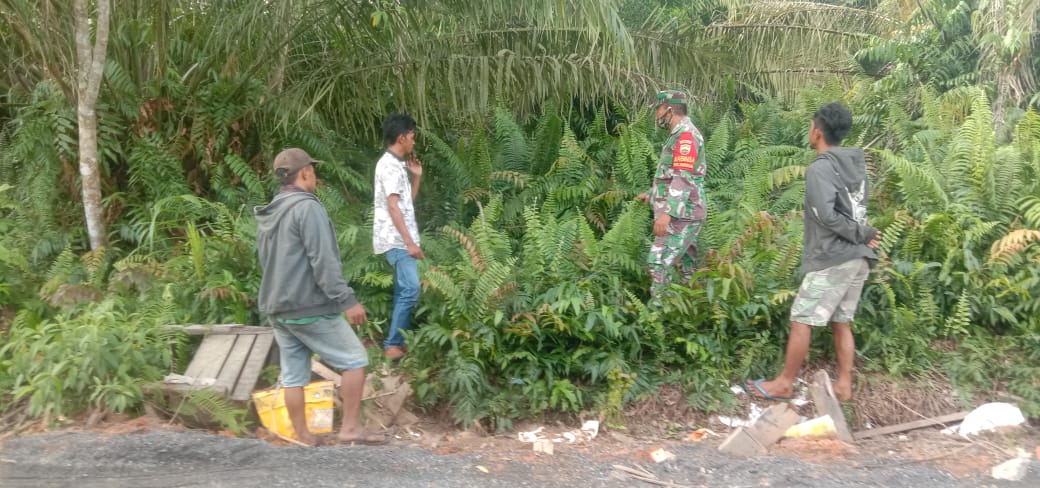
[{"left": 653, "top": 90, "right": 688, "bottom": 108}]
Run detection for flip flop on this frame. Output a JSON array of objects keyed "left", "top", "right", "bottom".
[{"left": 745, "top": 378, "right": 793, "bottom": 401}]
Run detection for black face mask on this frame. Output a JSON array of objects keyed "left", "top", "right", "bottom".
[{"left": 655, "top": 108, "right": 674, "bottom": 130}]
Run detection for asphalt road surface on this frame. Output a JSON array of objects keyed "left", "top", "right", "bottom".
[{"left": 0, "top": 430, "right": 1036, "bottom": 487}]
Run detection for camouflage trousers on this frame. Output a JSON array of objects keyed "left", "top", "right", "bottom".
[
  {"left": 790, "top": 258, "right": 869, "bottom": 326},
  {"left": 647, "top": 219, "right": 703, "bottom": 300}
]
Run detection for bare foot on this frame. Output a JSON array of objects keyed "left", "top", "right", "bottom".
[
  {"left": 295, "top": 432, "right": 325, "bottom": 447},
  {"left": 747, "top": 378, "right": 794, "bottom": 400},
  {"left": 336, "top": 428, "right": 389, "bottom": 445}
]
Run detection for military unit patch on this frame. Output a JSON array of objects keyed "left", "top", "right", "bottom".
[{"left": 672, "top": 132, "right": 697, "bottom": 171}]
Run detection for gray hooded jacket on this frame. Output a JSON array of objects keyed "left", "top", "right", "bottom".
[
  {"left": 802, "top": 147, "right": 878, "bottom": 274},
  {"left": 255, "top": 190, "right": 358, "bottom": 320}
]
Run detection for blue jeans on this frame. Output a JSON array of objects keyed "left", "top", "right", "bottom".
[{"left": 385, "top": 248, "right": 420, "bottom": 348}]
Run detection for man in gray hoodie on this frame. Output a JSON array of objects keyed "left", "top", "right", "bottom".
[
  {"left": 748, "top": 103, "right": 881, "bottom": 402},
  {"left": 256, "top": 148, "right": 386, "bottom": 446}
]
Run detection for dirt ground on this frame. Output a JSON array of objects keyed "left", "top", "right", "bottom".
[
  {"left": 1, "top": 408, "right": 1038, "bottom": 488},
  {"left": 2, "top": 367, "right": 1038, "bottom": 487}
]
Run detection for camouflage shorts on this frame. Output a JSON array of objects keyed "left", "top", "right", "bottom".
[{"left": 790, "top": 258, "right": 869, "bottom": 326}]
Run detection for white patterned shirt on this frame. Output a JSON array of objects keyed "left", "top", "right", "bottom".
[{"left": 372, "top": 151, "right": 419, "bottom": 255}]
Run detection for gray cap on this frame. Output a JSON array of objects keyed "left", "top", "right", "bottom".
[{"left": 272, "top": 148, "right": 320, "bottom": 173}]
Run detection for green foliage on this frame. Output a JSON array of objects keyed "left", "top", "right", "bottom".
[
  {"left": 402, "top": 92, "right": 1022, "bottom": 428},
  {"left": 407, "top": 190, "right": 652, "bottom": 429},
  {"left": 944, "top": 334, "right": 1040, "bottom": 417},
  {"left": 0, "top": 184, "right": 35, "bottom": 309},
  {"left": 168, "top": 388, "right": 251, "bottom": 436},
  {"left": 0, "top": 296, "right": 182, "bottom": 417}
]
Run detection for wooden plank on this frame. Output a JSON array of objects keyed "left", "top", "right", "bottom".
[
  {"left": 808, "top": 370, "right": 854, "bottom": 443},
  {"left": 183, "top": 334, "right": 236, "bottom": 381},
  {"left": 214, "top": 334, "right": 256, "bottom": 395},
  {"left": 169, "top": 324, "right": 271, "bottom": 335},
  {"left": 853, "top": 412, "right": 970, "bottom": 440},
  {"left": 311, "top": 359, "right": 342, "bottom": 388},
  {"left": 231, "top": 332, "right": 274, "bottom": 401},
  {"left": 163, "top": 382, "right": 230, "bottom": 396}
]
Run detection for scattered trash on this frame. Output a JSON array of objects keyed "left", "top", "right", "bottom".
[
  {"left": 581, "top": 420, "right": 600, "bottom": 439},
  {"left": 517, "top": 427, "right": 544, "bottom": 443},
  {"left": 475, "top": 465, "right": 489, "bottom": 474},
  {"left": 717, "top": 403, "right": 763, "bottom": 428},
  {"left": 533, "top": 439, "right": 554, "bottom": 455},
  {"left": 790, "top": 381, "right": 811, "bottom": 407},
  {"left": 784, "top": 415, "right": 837, "bottom": 439},
  {"left": 898, "top": 435, "right": 908, "bottom": 441},
  {"left": 957, "top": 403, "right": 1025, "bottom": 438},
  {"left": 517, "top": 420, "right": 599, "bottom": 446},
  {"left": 730, "top": 384, "right": 746, "bottom": 395},
  {"left": 648, "top": 447, "right": 676, "bottom": 463},
  {"left": 685, "top": 428, "right": 718, "bottom": 442},
  {"left": 717, "top": 416, "right": 743, "bottom": 428},
  {"left": 991, "top": 457, "right": 1029, "bottom": 481}
]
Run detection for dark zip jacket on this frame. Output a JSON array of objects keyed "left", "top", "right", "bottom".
[
  {"left": 255, "top": 189, "right": 358, "bottom": 319},
  {"left": 802, "top": 147, "right": 879, "bottom": 273}
]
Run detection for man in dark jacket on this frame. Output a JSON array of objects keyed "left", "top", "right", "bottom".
[
  {"left": 748, "top": 103, "right": 881, "bottom": 401},
  {"left": 256, "top": 148, "right": 386, "bottom": 446}
]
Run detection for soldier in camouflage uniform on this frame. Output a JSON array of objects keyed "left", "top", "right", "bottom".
[{"left": 638, "top": 90, "right": 707, "bottom": 302}]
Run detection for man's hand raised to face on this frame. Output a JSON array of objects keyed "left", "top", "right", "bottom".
[{"left": 406, "top": 155, "right": 423, "bottom": 178}]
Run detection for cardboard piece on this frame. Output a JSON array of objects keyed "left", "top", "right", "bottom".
[{"left": 719, "top": 403, "right": 801, "bottom": 456}]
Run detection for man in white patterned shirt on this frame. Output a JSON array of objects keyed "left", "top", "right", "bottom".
[{"left": 373, "top": 113, "right": 423, "bottom": 360}]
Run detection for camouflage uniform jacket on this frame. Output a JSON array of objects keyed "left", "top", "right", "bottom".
[{"left": 650, "top": 116, "right": 706, "bottom": 221}]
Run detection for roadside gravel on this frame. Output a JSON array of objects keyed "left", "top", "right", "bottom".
[{"left": 0, "top": 430, "right": 1036, "bottom": 487}]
